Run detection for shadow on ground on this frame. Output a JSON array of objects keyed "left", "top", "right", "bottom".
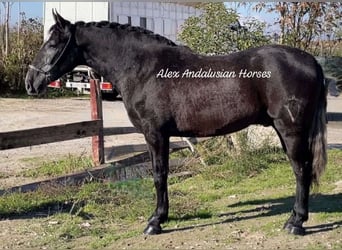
[
  {"left": 164, "top": 193, "right": 342, "bottom": 235},
  {"left": 1, "top": 191, "right": 341, "bottom": 236}
]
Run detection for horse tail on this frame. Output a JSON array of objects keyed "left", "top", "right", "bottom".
[{"left": 309, "top": 62, "right": 328, "bottom": 186}]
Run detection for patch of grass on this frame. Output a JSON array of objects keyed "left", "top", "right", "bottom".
[
  {"left": 0, "top": 181, "right": 81, "bottom": 216},
  {"left": 228, "top": 146, "right": 287, "bottom": 177},
  {"left": 35, "top": 214, "right": 88, "bottom": 248},
  {"left": 168, "top": 189, "right": 212, "bottom": 221},
  {"left": 0, "top": 178, "right": 155, "bottom": 248},
  {"left": 192, "top": 135, "right": 287, "bottom": 181},
  {"left": 89, "top": 229, "right": 141, "bottom": 249},
  {"left": 20, "top": 154, "right": 93, "bottom": 178},
  {"left": 46, "top": 88, "right": 86, "bottom": 98},
  {"left": 0, "top": 148, "right": 341, "bottom": 249},
  {"left": 321, "top": 149, "right": 342, "bottom": 183},
  {"left": 78, "top": 179, "right": 155, "bottom": 223},
  {"left": 255, "top": 219, "right": 284, "bottom": 236}
]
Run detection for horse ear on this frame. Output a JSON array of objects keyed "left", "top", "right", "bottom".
[{"left": 52, "top": 9, "right": 70, "bottom": 28}]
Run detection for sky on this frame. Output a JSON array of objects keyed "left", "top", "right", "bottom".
[
  {"left": 8, "top": 2, "right": 43, "bottom": 23},
  {"left": 227, "top": 2, "right": 278, "bottom": 33}
]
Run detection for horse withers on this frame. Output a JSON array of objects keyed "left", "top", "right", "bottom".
[{"left": 25, "top": 11, "right": 327, "bottom": 236}]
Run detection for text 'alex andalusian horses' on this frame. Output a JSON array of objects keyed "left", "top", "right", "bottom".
[{"left": 26, "top": 11, "right": 327, "bottom": 236}]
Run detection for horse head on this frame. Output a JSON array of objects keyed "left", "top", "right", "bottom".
[{"left": 25, "top": 10, "right": 83, "bottom": 95}]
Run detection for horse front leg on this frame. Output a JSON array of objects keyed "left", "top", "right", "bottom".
[{"left": 143, "top": 134, "right": 170, "bottom": 235}]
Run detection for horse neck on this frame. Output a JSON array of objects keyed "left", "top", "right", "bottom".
[{"left": 75, "top": 25, "right": 163, "bottom": 93}]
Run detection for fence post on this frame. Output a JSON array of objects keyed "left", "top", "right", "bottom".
[{"left": 90, "top": 79, "right": 104, "bottom": 165}]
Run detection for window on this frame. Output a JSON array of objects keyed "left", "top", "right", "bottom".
[
  {"left": 127, "top": 16, "right": 132, "bottom": 25},
  {"left": 140, "top": 17, "right": 147, "bottom": 29}
]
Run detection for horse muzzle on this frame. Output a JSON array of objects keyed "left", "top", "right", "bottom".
[{"left": 25, "top": 69, "right": 48, "bottom": 96}]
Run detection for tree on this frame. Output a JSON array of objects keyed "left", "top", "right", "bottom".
[
  {"left": 178, "top": 3, "right": 270, "bottom": 55},
  {"left": 234, "top": 17, "right": 270, "bottom": 52},
  {"left": 1, "top": 2, "right": 12, "bottom": 56},
  {"left": 254, "top": 2, "right": 342, "bottom": 55},
  {"left": 0, "top": 14, "right": 43, "bottom": 94}
]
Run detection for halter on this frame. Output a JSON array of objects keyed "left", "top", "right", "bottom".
[{"left": 28, "top": 34, "right": 72, "bottom": 79}]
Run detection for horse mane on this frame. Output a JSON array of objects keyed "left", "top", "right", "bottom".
[{"left": 74, "top": 20, "right": 177, "bottom": 47}]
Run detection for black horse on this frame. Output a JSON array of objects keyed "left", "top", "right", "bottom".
[{"left": 26, "top": 11, "right": 327, "bottom": 236}]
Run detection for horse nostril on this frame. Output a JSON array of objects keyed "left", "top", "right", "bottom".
[
  {"left": 26, "top": 83, "right": 32, "bottom": 92},
  {"left": 26, "top": 83, "right": 37, "bottom": 95}
]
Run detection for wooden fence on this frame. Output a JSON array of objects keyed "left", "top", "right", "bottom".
[
  {"left": 0, "top": 80, "right": 105, "bottom": 165},
  {"left": 0, "top": 80, "right": 341, "bottom": 194}
]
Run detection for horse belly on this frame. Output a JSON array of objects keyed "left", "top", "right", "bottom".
[{"left": 172, "top": 92, "right": 260, "bottom": 137}]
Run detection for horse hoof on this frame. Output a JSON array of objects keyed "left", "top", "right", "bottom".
[
  {"left": 143, "top": 224, "right": 162, "bottom": 235},
  {"left": 284, "top": 223, "right": 305, "bottom": 236}
]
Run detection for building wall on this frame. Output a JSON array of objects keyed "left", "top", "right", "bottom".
[
  {"left": 44, "top": 2, "right": 200, "bottom": 43},
  {"left": 44, "top": 1, "right": 109, "bottom": 40},
  {"left": 109, "top": 2, "right": 201, "bottom": 42}
]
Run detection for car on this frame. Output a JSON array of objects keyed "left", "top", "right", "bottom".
[
  {"left": 48, "top": 79, "right": 62, "bottom": 88},
  {"left": 48, "top": 65, "right": 119, "bottom": 99}
]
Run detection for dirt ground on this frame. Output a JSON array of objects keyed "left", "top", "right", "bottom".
[{"left": 0, "top": 96, "right": 341, "bottom": 249}]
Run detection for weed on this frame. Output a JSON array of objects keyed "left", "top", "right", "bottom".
[
  {"left": 20, "top": 154, "right": 93, "bottom": 178},
  {"left": 189, "top": 130, "right": 287, "bottom": 182}
]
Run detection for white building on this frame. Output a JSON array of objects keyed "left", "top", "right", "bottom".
[{"left": 44, "top": 2, "right": 201, "bottom": 42}]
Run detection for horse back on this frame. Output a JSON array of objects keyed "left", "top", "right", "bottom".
[{"left": 125, "top": 45, "right": 323, "bottom": 137}]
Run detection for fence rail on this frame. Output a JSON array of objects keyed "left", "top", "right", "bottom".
[
  {"left": 0, "top": 120, "right": 101, "bottom": 150},
  {"left": 0, "top": 113, "right": 340, "bottom": 153},
  {"left": 326, "top": 112, "right": 342, "bottom": 122}
]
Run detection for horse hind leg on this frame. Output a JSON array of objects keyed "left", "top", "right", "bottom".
[{"left": 273, "top": 120, "right": 312, "bottom": 236}]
